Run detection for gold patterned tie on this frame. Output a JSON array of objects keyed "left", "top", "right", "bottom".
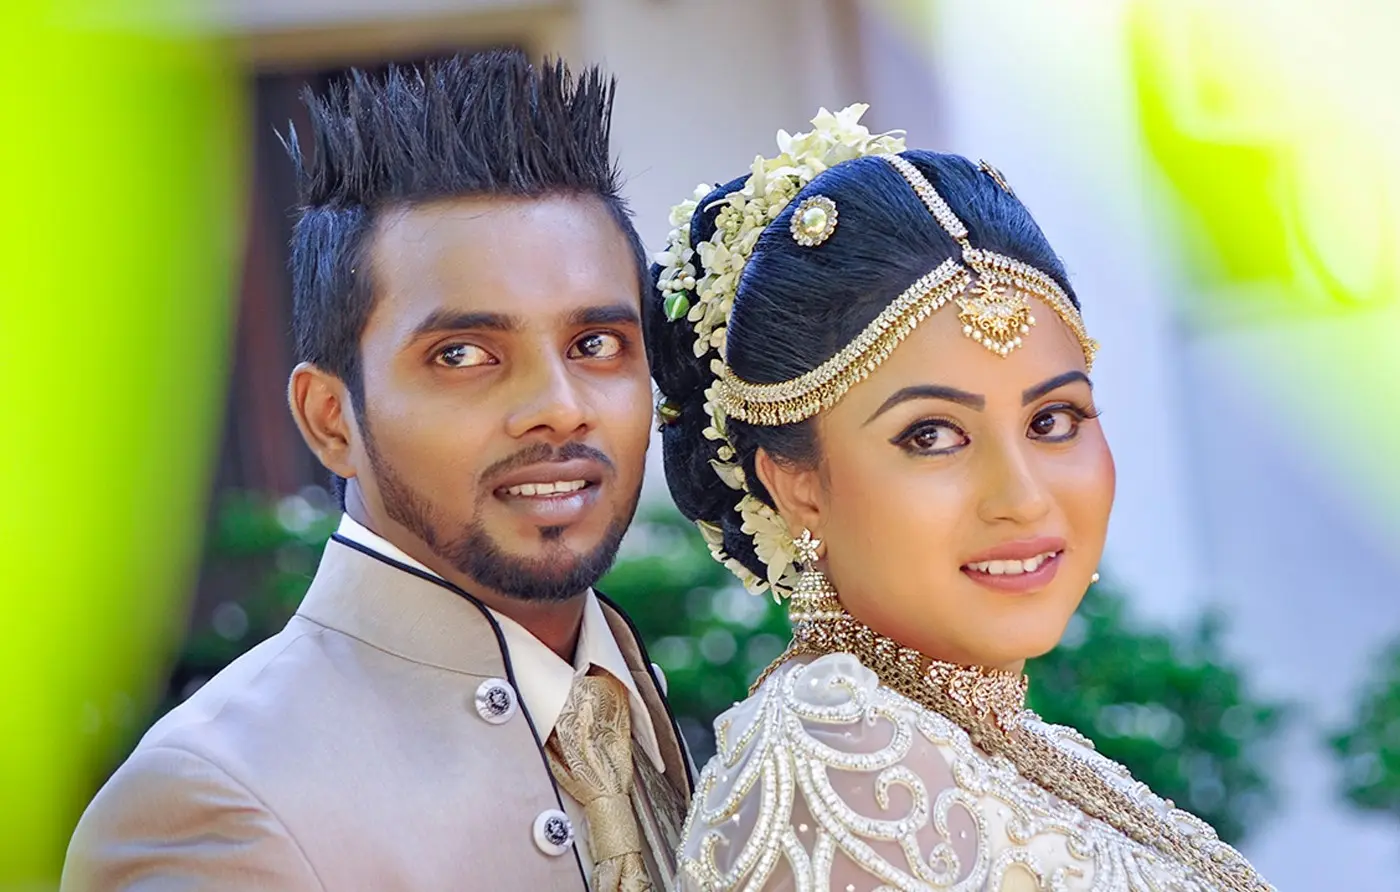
[{"left": 546, "top": 672, "right": 652, "bottom": 892}]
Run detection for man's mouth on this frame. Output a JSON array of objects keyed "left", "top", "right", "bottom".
[
  {"left": 500, "top": 479, "right": 591, "bottom": 498},
  {"left": 489, "top": 458, "right": 607, "bottom": 527}
]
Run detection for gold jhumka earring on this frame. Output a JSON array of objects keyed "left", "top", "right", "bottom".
[
  {"left": 791, "top": 529, "right": 836, "bottom": 600},
  {"left": 784, "top": 528, "right": 842, "bottom": 635}
]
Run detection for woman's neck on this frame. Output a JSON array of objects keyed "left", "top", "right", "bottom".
[{"left": 779, "top": 589, "right": 1031, "bottom": 734}]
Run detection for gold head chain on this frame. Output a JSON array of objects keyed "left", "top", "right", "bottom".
[{"left": 715, "top": 153, "right": 1098, "bottom": 427}]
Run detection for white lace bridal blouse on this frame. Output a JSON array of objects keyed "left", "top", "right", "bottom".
[{"left": 676, "top": 653, "right": 1273, "bottom": 892}]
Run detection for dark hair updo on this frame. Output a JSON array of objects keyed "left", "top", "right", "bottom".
[{"left": 644, "top": 150, "right": 1079, "bottom": 583}]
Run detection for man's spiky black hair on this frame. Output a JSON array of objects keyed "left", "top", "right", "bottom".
[
  {"left": 287, "top": 49, "right": 625, "bottom": 209},
  {"left": 283, "top": 48, "right": 647, "bottom": 500}
]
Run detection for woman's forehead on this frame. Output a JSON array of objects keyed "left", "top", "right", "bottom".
[{"left": 830, "top": 294, "right": 1090, "bottom": 416}]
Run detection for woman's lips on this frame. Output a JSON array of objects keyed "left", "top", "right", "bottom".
[{"left": 962, "top": 535, "right": 1067, "bottom": 565}]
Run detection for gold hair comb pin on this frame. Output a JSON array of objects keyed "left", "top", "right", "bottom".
[
  {"left": 978, "top": 160, "right": 1015, "bottom": 196},
  {"left": 790, "top": 195, "right": 838, "bottom": 247}
]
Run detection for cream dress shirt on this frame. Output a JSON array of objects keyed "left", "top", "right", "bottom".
[{"left": 335, "top": 515, "right": 668, "bottom": 878}]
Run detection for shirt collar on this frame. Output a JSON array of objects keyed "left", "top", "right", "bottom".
[
  {"left": 490, "top": 598, "right": 665, "bottom": 773},
  {"left": 333, "top": 514, "right": 665, "bottom": 773},
  {"left": 337, "top": 514, "right": 441, "bottom": 578}
]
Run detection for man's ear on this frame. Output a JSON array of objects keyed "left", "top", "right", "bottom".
[
  {"left": 754, "top": 447, "right": 824, "bottom": 540},
  {"left": 288, "top": 362, "right": 359, "bottom": 480}
]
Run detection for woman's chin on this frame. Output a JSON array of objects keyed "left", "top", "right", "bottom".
[
  {"left": 963, "top": 592, "right": 1083, "bottom": 666},
  {"left": 967, "top": 628, "right": 1064, "bottom": 670}
]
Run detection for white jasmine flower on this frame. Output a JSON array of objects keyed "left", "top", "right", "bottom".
[{"left": 710, "top": 460, "right": 746, "bottom": 491}]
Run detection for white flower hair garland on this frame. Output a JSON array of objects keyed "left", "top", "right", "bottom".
[{"left": 655, "top": 105, "right": 905, "bottom": 600}]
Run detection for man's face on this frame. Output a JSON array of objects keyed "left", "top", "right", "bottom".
[{"left": 345, "top": 194, "right": 651, "bottom": 602}]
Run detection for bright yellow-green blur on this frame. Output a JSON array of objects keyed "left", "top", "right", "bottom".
[
  {"left": 0, "top": 2, "right": 244, "bottom": 885},
  {"left": 1130, "top": 0, "right": 1400, "bottom": 532}
]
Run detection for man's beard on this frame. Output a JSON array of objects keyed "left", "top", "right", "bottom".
[{"left": 361, "top": 422, "right": 637, "bottom": 603}]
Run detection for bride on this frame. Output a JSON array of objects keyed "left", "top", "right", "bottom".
[{"left": 645, "top": 107, "right": 1274, "bottom": 891}]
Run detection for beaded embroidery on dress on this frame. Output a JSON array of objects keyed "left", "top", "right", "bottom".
[{"left": 677, "top": 652, "right": 1272, "bottom": 892}]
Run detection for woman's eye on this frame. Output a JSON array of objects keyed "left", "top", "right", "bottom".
[
  {"left": 434, "top": 343, "right": 495, "bottom": 368},
  {"left": 1028, "top": 407, "right": 1082, "bottom": 441},
  {"left": 569, "top": 332, "right": 625, "bottom": 360},
  {"left": 896, "top": 421, "right": 969, "bottom": 455}
]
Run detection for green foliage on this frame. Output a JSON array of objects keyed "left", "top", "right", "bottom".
[
  {"left": 162, "top": 492, "right": 1284, "bottom": 846},
  {"left": 597, "top": 506, "right": 790, "bottom": 756},
  {"left": 1330, "top": 638, "right": 1400, "bottom": 823},
  {"left": 154, "top": 489, "right": 337, "bottom": 719}
]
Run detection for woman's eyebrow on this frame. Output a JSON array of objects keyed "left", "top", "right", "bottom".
[
  {"left": 1022, "top": 370, "right": 1091, "bottom": 405},
  {"left": 864, "top": 384, "right": 985, "bottom": 425}
]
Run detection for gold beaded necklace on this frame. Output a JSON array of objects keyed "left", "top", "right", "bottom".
[{"left": 753, "top": 585, "right": 1274, "bottom": 892}]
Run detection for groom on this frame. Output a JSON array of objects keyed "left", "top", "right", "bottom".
[{"left": 63, "top": 50, "right": 691, "bottom": 891}]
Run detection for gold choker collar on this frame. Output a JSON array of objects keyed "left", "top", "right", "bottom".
[{"left": 784, "top": 590, "right": 1028, "bottom": 740}]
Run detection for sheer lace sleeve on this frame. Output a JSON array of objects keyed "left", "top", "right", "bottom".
[{"left": 677, "top": 653, "right": 1097, "bottom": 891}]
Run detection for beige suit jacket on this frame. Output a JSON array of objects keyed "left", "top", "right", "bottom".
[{"left": 62, "top": 536, "right": 693, "bottom": 891}]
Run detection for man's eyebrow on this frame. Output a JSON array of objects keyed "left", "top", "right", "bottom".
[{"left": 407, "top": 309, "right": 517, "bottom": 342}]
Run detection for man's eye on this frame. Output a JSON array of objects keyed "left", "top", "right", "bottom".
[
  {"left": 434, "top": 344, "right": 495, "bottom": 368},
  {"left": 569, "top": 332, "right": 625, "bottom": 360}
]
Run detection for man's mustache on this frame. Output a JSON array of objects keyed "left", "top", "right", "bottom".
[{"left": 481, "top": 441, "right": 615, "bottom": 485}]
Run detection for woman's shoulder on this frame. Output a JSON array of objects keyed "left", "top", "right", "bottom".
[
  {"left": 680, "top": 653, "right": 1236, "bottom": 891},
  {"left": 680, "top": 653, "right": 1081, "bottom": 890},
  {"left": 706, "top": 651, "right": 967, "bottom": 760},
  {"left": 1020, "top": 712, "right": 1237, "bottom": 850},
  {"left": 720, "top": 649, "right": 953, "bottom": 719}
]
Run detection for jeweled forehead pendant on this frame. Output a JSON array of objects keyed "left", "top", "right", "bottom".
[
  {"left": 880, "top": 153, "right": 1096, "bottom": 365},
  {"left": 957, "top": 281, "right": 1034, "bottom": 357}
]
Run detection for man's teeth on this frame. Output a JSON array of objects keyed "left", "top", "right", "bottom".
[
  {"left": 966, "top": 552, "right": 1058, "bottom": 576},
  {"left": 503, "top": 480, "right": 588, "bottom": 497}
]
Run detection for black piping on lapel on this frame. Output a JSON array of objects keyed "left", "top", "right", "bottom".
[
  {"left": 327, "top": 534, "right": 589, "bottom": 887},
  {"left": 594, "top": 589, "right": 697, "bottom": 794}
]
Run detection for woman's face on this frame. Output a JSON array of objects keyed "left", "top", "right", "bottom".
[{"left": 764, "top": 292, "right": 1114, "bottom": 671}]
